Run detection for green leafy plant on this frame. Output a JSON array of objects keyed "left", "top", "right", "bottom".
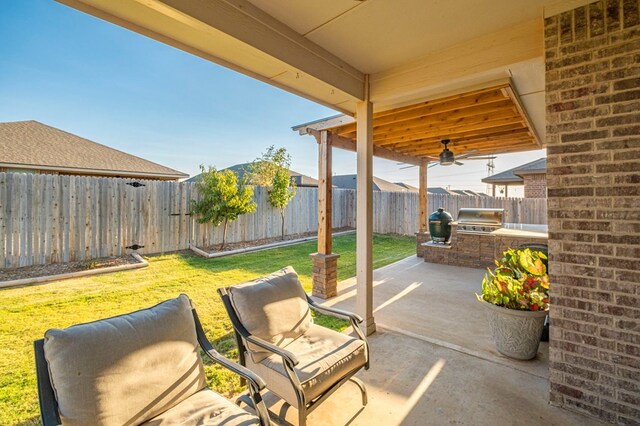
[
  {"left": 191, "top": 166, "right": 256, "bottom": 250},
  {"left": 477, "top": 248, "right": 549, "bottom": 311},
  {"left": 250, "top": 146, "right": 296, "bottom": 240}
]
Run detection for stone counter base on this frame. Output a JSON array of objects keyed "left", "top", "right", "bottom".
[{"left": 423, "top": 229, "right": 547, "bottom": 269}]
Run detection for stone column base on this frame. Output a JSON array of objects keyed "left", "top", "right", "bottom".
[
  {"left": 310, "top": 253, "right": 340, "bottom": 299},
  {"left": 416, "top": 231, "right": 431, "bottom": 257}
]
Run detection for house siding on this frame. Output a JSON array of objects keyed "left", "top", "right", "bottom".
[{"left": 545, "top": 0, "right": 640, "bottom": 423}]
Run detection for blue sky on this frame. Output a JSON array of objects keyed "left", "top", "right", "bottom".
[{"left": 0, "top": 1, "right": 544, "bottom": 195}]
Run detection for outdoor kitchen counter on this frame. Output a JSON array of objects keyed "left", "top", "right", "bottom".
[
  {"left": 422, "top": 224, "right": 548, "bottom": 269},
  {"left": 490, "top": 228, "right": 548, "bottom": 239}
]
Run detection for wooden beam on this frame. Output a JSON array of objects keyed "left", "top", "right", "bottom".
[
  {"left": 384, "top": 126, "right": 531, "bottom": 150},
  {"left": 502, "top": 84, "right": 542, "bottom": 147},
  {"left": 317, "top": 131, "right": 332, "bottom": 255},
  {"left": 337, "top": 98, "right": 513, "bottom": 138},
  {"left": 377, "top": 121, "right": 527, "bottom": 147},
  {"left": 156, "top": 0, "right": 364, "bottom": 98},
  {"left": 334, "top": 88, "right": 509, "bottom": 135},
  {"left": 307, "top": 129, "right": 422, "bottom": 166},
  {"left": 419, "top": 159, "right": 428, "bottom": 233},
  {"left": 370, "top": 110, "right": 523, "bottom": 144},
  {"left": 356, "top": 77, "right": 375, "bottom": 336}
]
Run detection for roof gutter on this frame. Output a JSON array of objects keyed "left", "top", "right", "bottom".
[{"left": 0, "top": 163, "right": 188, "bottom": 180}]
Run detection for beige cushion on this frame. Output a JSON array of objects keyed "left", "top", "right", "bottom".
[
  {"left": 246, "top": 324, "right": 367, "bottom": 408},
  {"left": 44, "top": 295, "right": 206, "bottom": 426},
  {"left": 228, "top": 267, "right": 312, "bottom": 362},
  {"left": 142, "top": 388, "right": 260, "bottom": 425}
]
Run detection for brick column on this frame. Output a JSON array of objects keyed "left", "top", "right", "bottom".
[
  {"left": 545, "top": 1, "right": 640, "bottom": 423},
  {"left": 310, "top": 253, "right": 339, "bottom": 299},
  {"left": 416, "top": 231, "right": 431, "bottom": 257}
]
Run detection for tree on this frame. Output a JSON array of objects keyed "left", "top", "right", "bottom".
[
  {"left": 250, "top": 146, "right": 296, "bottom": 240},
  {"left": 191, "top": 166, "right": 256, "bottom": 250}
]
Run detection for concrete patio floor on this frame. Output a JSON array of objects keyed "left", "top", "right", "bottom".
[{"left": 261, "top": 256, "right": 603, "bottom": 425}]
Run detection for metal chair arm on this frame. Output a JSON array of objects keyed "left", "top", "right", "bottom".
[
  {"left": 245, "top": 335, "right": 300, "bottom": 367},
  {"left": 307, "top": 297, "right": 364, "bottom": 323},
  {"left": 191, "top": 309, "right": 271, "bottom": 425}
]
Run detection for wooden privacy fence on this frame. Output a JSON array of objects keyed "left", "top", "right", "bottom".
[
  {"left": 0, "top": 173, "right": 546, "bottom": 269},
  {"left": 373, "top": 191, "right": 548, "bottom": 235}
]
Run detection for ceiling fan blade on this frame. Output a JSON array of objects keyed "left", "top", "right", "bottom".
[
  {"left": 463, "top": 156, "right": 497, "bottom": 160},
  {"left": 454, "top": 161, "right": 464, "bottom": 166},
  {"left": 399, "top": 164, "right": 417, "bottom": 169},
  {"left": 427, "top": 162, "right": 440, "bottom": 169}
]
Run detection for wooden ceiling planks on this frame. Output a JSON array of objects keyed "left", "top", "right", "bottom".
[{"left": 325, "top": 83, "right": 540, "bottom": 161}]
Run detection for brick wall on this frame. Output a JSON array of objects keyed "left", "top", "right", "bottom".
[
  {"left": 523, "top": 174, "right": 548, "bottom": 198},
  {"left": 545, "top": 0, "right": 640, "bottom": 423}
]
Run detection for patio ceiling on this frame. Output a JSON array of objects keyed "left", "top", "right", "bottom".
[
  {"left": 56, "top": 0, "right": 593, "bottom": 144},
  {"left": 294, "top": 81, "right": 542, "bottom": 164}
]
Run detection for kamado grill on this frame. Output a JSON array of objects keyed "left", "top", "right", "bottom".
[{"left": 453, "top": 208, "right": 504, "bottom": 234}]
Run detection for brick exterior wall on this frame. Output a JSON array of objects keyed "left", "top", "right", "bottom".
[
  {"left": 545, "top": 1, "right": 640, "bottom": 423},
  {"left": 523, "top": 174, "right": 548, "bottom": 198}
]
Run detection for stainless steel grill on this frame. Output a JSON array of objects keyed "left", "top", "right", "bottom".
[{"left": 453, "top": 208, "right": 504, "bottom": 234}]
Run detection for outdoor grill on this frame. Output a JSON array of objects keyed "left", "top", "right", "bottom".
[{"left": 453, "top": 208, "right": 504, "bottom": 234}]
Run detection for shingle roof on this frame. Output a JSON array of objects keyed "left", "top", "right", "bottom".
[
  {"left": 394, "top": 182, "right": 418, "bottom": 191},
  {"left": 481, "top": 158, "right": 546, "bottom": 185},
  {"left": 0, "top": 121, "right": 188, "bottom": 179},
  {"left": 512, "top": 157, "right": 546, "bottom": 175},
  {"left": 332, "top": 174, "right": 410, "bottom": 192},
  {"left": 188, "top": 162, "right": 319, "bottom": 187}
]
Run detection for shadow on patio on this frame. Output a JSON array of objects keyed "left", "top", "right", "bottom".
[{"left": 260, "top": 257, "right": 603, "bottom": 426}]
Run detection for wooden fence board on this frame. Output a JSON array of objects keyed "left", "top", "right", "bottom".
[{"left": 0, "top": 172, "right": 547, "bottom": 268}]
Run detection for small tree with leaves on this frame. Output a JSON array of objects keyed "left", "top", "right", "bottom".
[
  {"left": 191, "top": 166, "right": 256, "bottom": 250},
  {"left": 250, "top": 146, "right": 296, "bottom": 240}
]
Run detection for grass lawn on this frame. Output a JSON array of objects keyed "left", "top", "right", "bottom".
[{"left": 0, "top": 233, "right": 415, "bottom": 425}]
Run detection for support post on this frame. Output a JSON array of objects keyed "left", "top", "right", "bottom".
[
  {"left": 416, "top": 159, "right": 430, "bottom": 257},
  {"left": 310, "top": 130, "right": 339, "bottom": 299},
  {"left": 356, "top": 76, "right": 376, "bottom": 336}
]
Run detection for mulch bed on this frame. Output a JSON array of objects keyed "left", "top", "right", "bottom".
[
  {"left": 201, "top": 227, "right": 354, "bottom": 253},
  {"left": 0, "top": 255, "right": 140, "bottom": 282}
]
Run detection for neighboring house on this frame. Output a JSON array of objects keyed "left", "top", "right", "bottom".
[
  {"left": 332, "top": 175, "right": 412, "bottom": 192},
  {"left": 426, "top": 187, "right": 488, "bottom": 196},
  {"left": 0, "top": 120, "right": 188, "bottom": 180},
  {"left": 394, "top": 182, "right": 418, "bottom": 191},
  {"left": 482, "top": 158, "right": 546, "bottom": 198},
  {"left": 188, "top": 162, "right": 319, "bottom": 187}
]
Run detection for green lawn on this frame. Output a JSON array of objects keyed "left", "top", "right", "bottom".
[{"left": 0, "top": 233, "right": 415, "bottom": 425}]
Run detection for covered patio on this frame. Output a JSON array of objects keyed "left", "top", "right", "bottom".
[
  {"left": 55, "top": 0, "right": 640, "bottom": 424},
  {"left": 262, "top": 258, "right": 601, "bottom": 425}
]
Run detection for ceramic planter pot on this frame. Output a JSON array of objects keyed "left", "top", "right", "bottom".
[{"left": 483, "top": 301, "right": 548, "bottom": 360}]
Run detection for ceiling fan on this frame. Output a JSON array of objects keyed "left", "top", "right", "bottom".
[{"left": 399, "top": 139, "right": 496, "bottom": 169}]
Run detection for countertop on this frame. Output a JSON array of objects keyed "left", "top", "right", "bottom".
[{"left": 490, "top": 227, "right": 548, "bottom": 239}]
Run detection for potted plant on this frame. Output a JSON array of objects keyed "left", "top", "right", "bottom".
[{"left": 477, "top": 248, "right": 549, "bottom": 360}]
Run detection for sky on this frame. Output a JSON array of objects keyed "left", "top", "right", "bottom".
[{"left": 0, "top": 1, "right": 545, "bottom": 196}]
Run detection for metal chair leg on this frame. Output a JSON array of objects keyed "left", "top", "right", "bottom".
[
  {"left": 349, "top": 377, "right": 368, "bottom": 406},
  {"left": 298, "top": 405, "right": 307, "bottom": 426}
]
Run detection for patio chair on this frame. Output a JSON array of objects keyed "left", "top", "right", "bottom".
[
  {"left": 34, "top": 294, "right": 270, "bottom": 426},
  {"left": 218, "top": 266, "right": 369, "bottom": 426}
]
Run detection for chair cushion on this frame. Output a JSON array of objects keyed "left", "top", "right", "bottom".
[
  {"left": 245, "top": 324, "right": 367, "bottom": 407},
  {"left": 43, "top": 295, "right": 206, "bottom": 426},
  {"left": 142, "top": 388, "right": 260, "bottom": 425},
  {"left": 228, "top": 267, "right": 312, "bottom": 362}
]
